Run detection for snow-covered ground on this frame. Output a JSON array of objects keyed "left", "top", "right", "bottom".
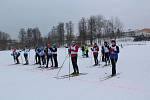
[{"left": 0, "top": 42, "right": 150, "bottom": 100}]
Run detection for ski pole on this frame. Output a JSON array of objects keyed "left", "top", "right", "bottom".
[
  {"left": 69, "top": 54, "right": 71, "bottom": 80},
  {"left": 56, "top": 55, "right": 69, "bottom": 77}
]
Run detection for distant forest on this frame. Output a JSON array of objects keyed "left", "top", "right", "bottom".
[{"left": 0, "top": 15, "right": 124, "bottom": 50}]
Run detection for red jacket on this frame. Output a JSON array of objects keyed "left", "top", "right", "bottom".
[{"left": 69, "top": 44, "right": 79, "bottom": 57}]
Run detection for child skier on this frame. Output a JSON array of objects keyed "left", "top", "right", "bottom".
[
  {"left": 101, "top": 41, "right": 110, "bottom": 66},
  {"left": 11, "top": 48, "right": 16, "bottom": 63},
  {"left": 11, "top": 48, "right": 20, "bottom": 64},
  {"left": 39, "top": 47, "right": 46, "bottom": 66},
  {"left": 91, "top": 43, "right": 99, "bottom": 66},
  {"left": 45, "top": 43, "right": 53, "bottom": 68},
  {"left": 69, "top": 41, "right": 79, "bottom": 75},
  {"left": 109, "top": 40, "right": 120, "bottom": 76},
  {"left": 52, "top": 44, "right": 58, "bottom": 68},
  {"left": 22, "top": 46, "right": 30, "bottom": 65},
  {"left": 81, "top": 45, "right": 85, "bottom": 57},
  {"left": 84, "top": 44, "right": 89, "bottom": 58}
]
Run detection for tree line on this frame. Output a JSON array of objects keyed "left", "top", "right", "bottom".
[
  {"left": 0, "top": 14, "right": 124, "bottom": 50},
  {"left": 46, "top": 15, "right": 123, "bottom": 46},
  {"left": 0, "top": 31, "right": 11, "bottom": 50}
]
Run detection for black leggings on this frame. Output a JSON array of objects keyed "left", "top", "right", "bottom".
[
  {"left": 71, "top": 56, "right": 79, "bottom": 73},
  {"left": 53, "top": 54, "right": 58, "bottom": 67},
  {"left": 94, "top": 54, "right": 98, "bottom": 65},
  {"left": 111, "top": 59, "right": 118, "bottom": 75},
  {"left": 104, "top": 53, "right": 110, "bottom": 64},
  {"left": 24, "top": 54, "right": 28, "bottom": 64},
  {"left": 41, "top": 55, "right": 46, "bottom": 65},
  {"left": 46, "top": 55, "right": 53, "bottom": 67}
]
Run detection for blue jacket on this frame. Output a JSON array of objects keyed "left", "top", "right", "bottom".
[{"left": 109, "top": 45, "right": 119, "bottom": 60}]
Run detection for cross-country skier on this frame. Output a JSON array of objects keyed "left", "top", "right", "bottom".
[
  {"left": 109, "top": 40, "right": 120, "bottom": 76},
  {"left": 81, "top": 45, "right": 85, "bottom": 57},
  {"left": 22, "top": 46, "right": 30, "bottom": 65},
  {"left": 51, "top": 44, "right": 58, "bottom": 68},
  {"left": 39, "top": 47, "right": 46, "bottom": 66},
  {"left": 101, "top": 44, "right": 105, "bottom": 62},
  {"left": 101, "top": 41, "right": 110, "bottom": 66},
  {"left": 45, "top": 43, "right": 53, "bottom": 68},
  {"left": 91, "top": 43, "right": 99, "bottom": 66},
  {"left": 85, "top": 44, "right": 89, "bottom": 58},
  {"left": 69, "top": 41, "right": 79, "bottom": 75},
  {"left": 35, "top": 47, "right": 41, "bottom": 65},
  {"left": 35, "top": 47, "right": 39, "bottom": 64},
  {"left": 11, "top": 48, "right": 20, "bottom": 64},
  {"left": 11, "top": 48, "right": 16, "bottom": 63}
]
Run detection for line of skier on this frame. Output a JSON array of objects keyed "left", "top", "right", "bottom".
[
  {"left": 69, "top": 39, "right": 119, "bottom": 76},
  {"left": 11, "top": 39, "right": 119, "bottom": 77},
  {"left": 11, "top": 44, "right": 58, "bottom": 68},
  {"left": 34, "top": 43, "right": 58, "bottom": 68},
  {"left": 11, "top": 46, "right": 30, "bottom": 65}
]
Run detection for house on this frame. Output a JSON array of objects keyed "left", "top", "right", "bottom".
[{"left": 135, "top": 28, "right": 150, "bottom": 37}]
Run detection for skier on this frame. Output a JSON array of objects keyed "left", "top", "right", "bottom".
[
  {"left": 22, "top": 46, "right": 30, "bottom": 65},
  {"left": 11, "top": 48, "right": 16, "bottom": 63},
  {"left": 84, "top": 44, "right": 89, "bottom": 58},
  {"left": 81, "top": 45, "right": 85, "bottom": 57},
  {"left": 101, "top": 43, "right": 105, "bottom": 62},
  {"left": 11, "top": 48, "right": 20, "bottom": 64},
  {"left": 51, "top": 44, "right": 58, "bottom": 68},
  {"left": 101, "top": 41, "right": 110, "bottom": 66},
  {"left": 45, "top": 43, "right": 53, "bottom": 68},
  {"left": 69, "top": 41, "right": 79, "bottom": 75},
  {"left": 109, "top": 40, "right": 120, "bottom": 76},
  {"left": 39, "top": 47, "right": 46, "bottom": 66},
  {"left": 91, "top": 43, "right": 99, "bottom": 66},
  {"left": 35, "top": 47, "right": 41, "bottom": 65},
  {"left": 35, "top": 47, "right": 39, "bottom": 64}
]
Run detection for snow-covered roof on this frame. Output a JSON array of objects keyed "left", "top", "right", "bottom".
[{"left": 136, "top": 28, "right": 150, "bottom": 33}]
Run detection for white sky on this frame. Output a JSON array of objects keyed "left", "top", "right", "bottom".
[{"left": 0, "top": 0, "right": 150, "bottom": 39}]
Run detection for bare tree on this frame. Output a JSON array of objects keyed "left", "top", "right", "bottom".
[
  {"left": 78, "top": 17, "right": 87, "bottom": 44},
  {"left": 32, "top": 27, "right": 42, "bottom": 46},
  {"left": 48, "top": 26, "right": 58, "bottom": 45},
  {"left": 57, "top": 22, "right": 65, "bottom": 46},
  {"left": 109, "top": 17, "right": 124, "bottom": 39},
  {"left": 18, "top": 28, "right": 26, "bottom": 44},
  {"left": 87, "top": 16, "right": 97, "bottom": 45},
  {"left": 95, "top": 15, "right": 105, "bottom": 44},
  {"left": 0, "top": 31, "right": 11, "bottom": 50},
  {"left": 65, "top": 21, "right": 74, "bottom": 46}
]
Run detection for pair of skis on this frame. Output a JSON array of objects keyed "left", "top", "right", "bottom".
[
  {"left": 37, "top": 66, "right": 61, "bottom": 70},
  {"left": 100, "top": 73, "right": 121, "bottom": 81},
  {"left": 55, "top": 72, "right": 120, "bottom": 81},
  {"left": 54, "top": 73, "right": 88, "bottom": 79}
]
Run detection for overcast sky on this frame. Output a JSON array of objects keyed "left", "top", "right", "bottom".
[{"left": 0, "top": 0, "right": 150, "bottom": 39}]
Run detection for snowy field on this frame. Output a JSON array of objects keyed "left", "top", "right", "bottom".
[{"left": 0, "top": 41, "right": 150, "bottom": 100}]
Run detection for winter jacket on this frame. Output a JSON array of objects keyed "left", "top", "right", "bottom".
[
  {"left": 51, "top": 47, "right": 57, "bottom": 55},
  {"left": 12, "top": 51, "right": 20, "bottom": 58},
  {"left": 91, "top": 46, "right": 99, "bottom": 55},
  {"left": 102, "top": 45, "right": 110, "bottom": 53},
  {"left": 39, "top": 49, "right": 45, "bottom": 57},
  {"left": 85, "top": 46, "right": 89, "bottom": 52},
  {"left": 109, "top": 45, "right": 119, "bottom": 60},
  {"left": 45, "top": 47, "right": 53, "bottom": 56},
  {"left": 69, "top": 44, "right": 79, "bottom": 57},
  {"left": 23, "top": 48, "right": 30, "bottom": 56}
]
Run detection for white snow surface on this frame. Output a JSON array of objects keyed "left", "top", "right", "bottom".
[{"left": 0, "top": 42, "right": 150, "bottom": 100}]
